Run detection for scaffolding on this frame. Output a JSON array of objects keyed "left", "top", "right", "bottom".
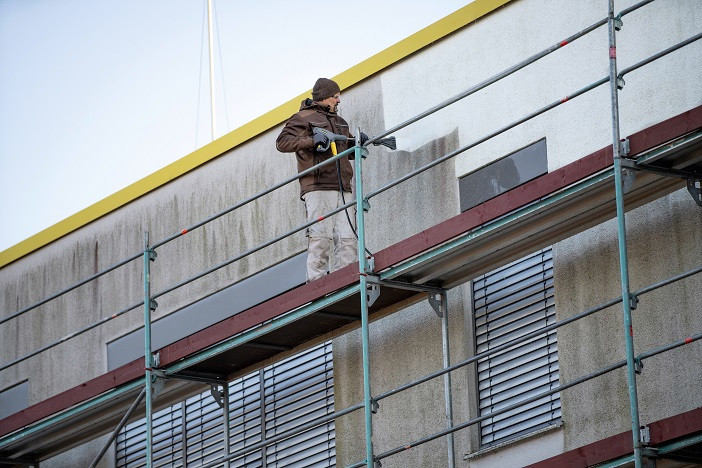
[{"left": 1, "top": 0, "right": 701, "bottom": 467}]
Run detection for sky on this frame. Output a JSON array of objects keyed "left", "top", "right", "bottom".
[{"left": 0, "top": 0, "right": 469, "bottom": 253}]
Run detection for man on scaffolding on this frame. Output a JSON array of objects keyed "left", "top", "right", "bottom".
[{"left": 276, "top": 78, "right": 361, "bottom": 282}]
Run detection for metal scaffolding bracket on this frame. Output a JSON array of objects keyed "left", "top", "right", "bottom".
[
  {"left": 367, "top": 284, "right": 379, "bottom": 307},
  {"left": 688, "top": 179, "right": 702, "bottom": 207},
  {"left": 374, "top": 458, "right": 382, "bottom": 468},
  {"left": 366, "top": 276, "right": 447, "bottom": 317},
  {"left": 372, "top": 399, "right": 379, "bottom": 414},
  {"left": 149, "top": 298, "right": 158, "bottom": 311},
  {"left": 362, "top": 197, "right": 371, "bottom": 213},
  {"left": 148, "top": 249, "right": 157, "bottom": 262},
  {"left": 152, "top": 374, "right": 166, "bottom": 398},
  {"left": 428, "top": 292, "right": 445, "bottom": 318},
  {"left": 210, "top": 385, "right": 225, "bottom": 409}
]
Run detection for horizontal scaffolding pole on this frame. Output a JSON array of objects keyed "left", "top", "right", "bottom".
[
  {"left": 618, "top": 31, "right": 702, "bottom": 79},
  {"left": 365, "top": 0, "right": 653, "bottom": 145},
  {"left": 0, "top": 299, "right": 144, "bottom": 372},
  {"left": 349, "top": 332, "right": 702, "bottom": 467},
  {"left": 151, "top": 198, "right": 356, "bottom": 300},
  {"left": 150, "top": 146, "right": 355, "bottom": 250},
  {"left": 0, "top": 252, "right": 141, "bottom": 326}
]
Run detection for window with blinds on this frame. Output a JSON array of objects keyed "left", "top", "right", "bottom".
[
  {"left": 116, "top": 342, "right": 335, "bottom": 467},
  {"left": 472, "top": 248, "right": 561, "bottom": 447}
]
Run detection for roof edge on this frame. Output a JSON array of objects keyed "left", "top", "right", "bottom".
[{"left": 0, "top": 0, "right": 514, "bottom": 269}]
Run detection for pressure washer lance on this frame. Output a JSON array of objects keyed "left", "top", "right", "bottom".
[{"left": 312, "top": 127, "right": 396, "bottom": 153}]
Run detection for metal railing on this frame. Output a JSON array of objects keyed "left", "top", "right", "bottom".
[{"left": 1, "top": 1, "right": 701, "bottom": 467}]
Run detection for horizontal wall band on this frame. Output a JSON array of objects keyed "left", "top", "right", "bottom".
[{"left": 0, "top": 0, "right": 514, "bottom": 269}]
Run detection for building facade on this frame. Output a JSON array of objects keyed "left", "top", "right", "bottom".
[{"left": 1, "top": 0, "right": 701, "bottom": 466}]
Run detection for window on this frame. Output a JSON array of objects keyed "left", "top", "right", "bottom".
[
  {"left": 458, "top": 138, "right": 547, "bottom": 212},
  {"left": 116, "top": 342, "right": 335, "bottom": 467},
  {"left": 472, "top": 249, "right": 560, "bottom": 446}
]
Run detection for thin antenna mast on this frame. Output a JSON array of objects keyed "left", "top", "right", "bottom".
[{"left": 207, "top": 0, "right": 216, "bottom": 141}]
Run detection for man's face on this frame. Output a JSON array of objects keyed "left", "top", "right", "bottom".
[{"left": 319, "top": 93, "right": 340, "bottom": 113}]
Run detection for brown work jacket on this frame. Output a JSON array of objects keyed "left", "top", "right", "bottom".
[{"left": 276, "top": 99, "right": 354, "bottom": 198}]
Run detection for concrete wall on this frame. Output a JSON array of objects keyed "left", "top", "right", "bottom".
[{"left": 1, "top": 0, "right": 700, "bottom": 466}]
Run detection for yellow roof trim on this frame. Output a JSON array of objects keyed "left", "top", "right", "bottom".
[{"left": 0, "top": 0, "right": 514, "bottom": 269}]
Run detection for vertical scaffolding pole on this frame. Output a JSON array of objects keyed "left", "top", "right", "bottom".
[
  {"left": 222, "top": 383, "right": 231, "bottom": 468},
  {"left": 440, "top": 293, "right": 456, "bottom": 468},
  {"left": 143, "top": 231, "right": 154, "bottom": 467},
  {"left": 607, "top": 2, "right": 643, "bottom": 467},
  {"left": 355, "top": 132, "right": 374, "bottom": 468}
]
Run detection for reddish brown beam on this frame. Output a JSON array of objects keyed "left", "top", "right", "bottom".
[{"left": 525, "top": 406, "right": 702, "bottom": 467}]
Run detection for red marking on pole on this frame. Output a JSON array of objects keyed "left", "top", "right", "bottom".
[
  {"left": 630, "top": 326, "right": 634, "bottom": 337},
  {"left": 181, "top": 229, "right": 188, "bottom": 235},
  {"left": 559, "top": 40, "right": 569, "bottom": 47},
  {"left": 610, "top": 46, "right": 617, "bottom": 59},
  {"left": 317, "top": 216, "right": 325, "bottom": 222},
  {"left": 405, "top": 445, "right": 412, "bottom": 450},
  {"left": 561, "top": 96, "right": 570, "bottom": 103},
  {"left": 111, "top": 314, "right": 117, "bottom": 319},
  {"left": 684, "top": 337, "right": 693, "bottom": 344}
]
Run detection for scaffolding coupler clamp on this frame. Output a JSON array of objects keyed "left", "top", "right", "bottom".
[
  {"left": 373, "top": 457, "right": 382, "bottom": 468},
  {"left": 149, "top": 298, "right": 158, "bottom": 311},
  {"left": 371, "top": 398, "right": 379, "bottom": 414},
  {"left": 640, "top": 425, "right": 651, "bottom": 444},
  {"left": 629, "top": 293, "right": 639, "bottom": 310},
  {"left": 148, "top": 249, "right": 157, "bottom": 262},
  {"left": 619, "top": 138, "right": 630, "bottom": 157},
  {"left": 614, "top": 13, "right": 623, "bottom": 31},
  {"left": 616, "top": 73, "right": 626, "bottom": 90},
  {"left": 634, "top": 357, "right": 644, "bottom": 375},
  {"left": 362, "top": 197, "right": 371, "bottom": 213}
]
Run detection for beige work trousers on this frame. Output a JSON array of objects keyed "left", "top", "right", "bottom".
[{"left": 304, "top": 190, "right": 358, "bottom": 282}]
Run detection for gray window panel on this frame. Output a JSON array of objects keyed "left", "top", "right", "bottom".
[
  {"left": 473, "top": 248, "right": 560, "bottom": 447},
  {"left": 459, "top": 138, "right": 547, "bottom": 212},
  {"left": 116, "top": 343, "right": 334, "bottom": 467},
  {"left": 108, "top": 253, "right": 306, "bottom": 371},
  {"left": 0, "top": 380, "right": 29, "bottom": 420}
]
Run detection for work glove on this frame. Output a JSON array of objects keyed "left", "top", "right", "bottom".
[{"left": 313, "top": 131, "right": 330, "bottom": 152}]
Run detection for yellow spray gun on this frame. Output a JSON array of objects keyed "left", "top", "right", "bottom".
[{"left": 312, "top": 127, "right": 396, "bottom": 155}]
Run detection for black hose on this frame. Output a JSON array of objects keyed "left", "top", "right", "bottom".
[{"left": 337, "top": 159, "right": 374, "bottom": 258}]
